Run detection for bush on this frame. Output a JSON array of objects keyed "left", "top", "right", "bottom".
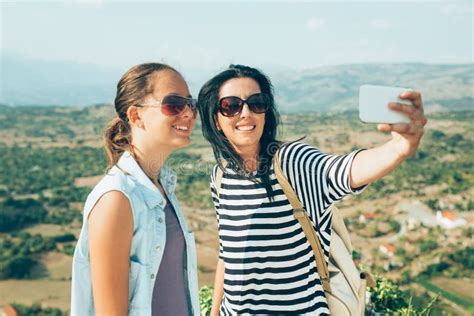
[
  {"left": 352, "top": 250, "right": 362, "bottom": 260},
  {"left": 448, "top": 247, "right": 474, "bottom": 269},
  {"left": 420, "top": 262, "right": 450, "bottom": 277},
  {"left": 367, "top": 276, "right": 437, "bottom": 315},
  {"left": 429, "top": 130, "right": 446, "bottom": 140},
  {"left": 12, "top": 303, "right": 66, "bottom": 316},
  {"left": 368, "top": 277, "right": 407, "bottom": 312},
  {"left": 0, "top": 233, "right": 60, "bottom": 278},
  {"left": 424, "top": 198, "right": 439, "bottom": 211},
  {"left": 199, "top": 286, "right": 213, "bottom": 316},
  {"left": 45, "top": 186, "right": 90, "bottom": 207},
  {"left": 0, "top": 197, "right": 48, "bottom": 232},
  {"left": 417, "top": 239, "right": 437, "bottom": 253},
  {"left": 388, "top": 219, "right": 401, "bottom": 232},
  {"left": 0, "top": 255, "right": 40, "bottom": 279},
  {"left": 51, "top": 233, "right": 76, "bottom": 243},
  {"left": 45, "top": 208, "right": 82, "bottom": 225},
  {"left": 399, "top": 270, "right": 411, "bottom": 284},
  {"left": 63, "top": 244, "right": 76, "bottom": 256}
]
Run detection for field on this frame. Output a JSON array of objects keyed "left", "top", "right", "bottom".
[
  {"left": 0, "top": 104, "right": 473, "bottom": 314},
  {"left": 430, "top": 277, "right": 474, "bottom": 303}
]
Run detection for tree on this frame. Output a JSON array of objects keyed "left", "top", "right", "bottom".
[
  {"left": 0, "top": 255, "right": 40, "bottom": 279},
  {"left": 430, "top": 130, "right": 446, "bottom": 140},
  {"left": 418, "top": 239, "right": 438, "bottom": 253},
  {"left": 367, "top": 277, "right": 437, "bottom": 315},
  {"left": 0, "top": 198, "right": 47, "bottom": 232}
]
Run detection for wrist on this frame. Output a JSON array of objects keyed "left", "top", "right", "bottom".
[{"left": 386, "top": 140, "right": 410, "bottom": 161}]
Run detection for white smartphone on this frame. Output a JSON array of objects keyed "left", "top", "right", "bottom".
[{"left": 359, "top": 85, "right": 413, "bottom": 124}]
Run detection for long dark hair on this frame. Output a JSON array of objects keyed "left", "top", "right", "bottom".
[
  {"left": 198, "top": 64, "right": 282, "bottom": 199},
  {"left": 104, "top": 63, "right": 180, "bottom": 172}
]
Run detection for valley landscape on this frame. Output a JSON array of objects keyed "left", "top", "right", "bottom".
[{"left": 0, "top": 63, "right": 472, "bottom": 315}]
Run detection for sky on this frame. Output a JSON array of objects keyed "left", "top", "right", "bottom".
[{"left": 1, "top": 0, "right": 473, "bottom": 72}]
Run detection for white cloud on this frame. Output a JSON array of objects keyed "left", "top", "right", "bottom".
[
  {"left": 370, "top": 19, "right": 391, "bottom": 29},
  {"left": 307, "top": 18, "right": 325, "bottom": 30},
  {"left": 440, "top": 4, "right": 474, "bottom": 15}
]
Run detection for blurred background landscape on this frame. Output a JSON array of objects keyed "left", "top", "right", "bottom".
[{"left": 1, "top": 1, "right": 472, "bottom": 315}]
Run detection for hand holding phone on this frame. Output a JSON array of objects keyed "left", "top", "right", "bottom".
[{"left": 359, "top": 85, "right": 414, "bottom": 124}]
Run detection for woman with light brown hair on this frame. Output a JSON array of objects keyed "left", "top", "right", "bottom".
[{"left": 71, "top": 63, "right": 200, "bottom": 315}]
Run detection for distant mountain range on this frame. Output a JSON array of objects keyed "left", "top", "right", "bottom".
[
  {"left": 1, "top": 54, "right": 472, "bottom": 112},
  {"left": 0, "top": 54, "right": 121, "bottom": 107},
  {"left": 272, "top": 63, "right": 473, "bottom": 112}
]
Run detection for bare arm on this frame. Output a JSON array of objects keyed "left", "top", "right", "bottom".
[
  {"left": 88, "top": 191, "right": 133, "bottom": 315},
  {"left": 210, "top": 259, "right": 225, "bottom": 316},
  {"left": 350, "top": 91, "right": 427, "bottom": 188}
]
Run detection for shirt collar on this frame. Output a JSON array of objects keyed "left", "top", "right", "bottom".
[{"left": 116, "top": 151, "right": 177, "bottom": 209}]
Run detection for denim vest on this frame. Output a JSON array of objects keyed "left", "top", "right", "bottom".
[{"left": 71, "top": 151, "right": 200, "bottom": 315}]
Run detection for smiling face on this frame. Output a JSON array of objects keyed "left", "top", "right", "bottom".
[
  {"left": 133, "top": 69, "right": 197, "bottom": 152},
  {"left": 216, "top": 77, "right": 266, "bottom": 158}
]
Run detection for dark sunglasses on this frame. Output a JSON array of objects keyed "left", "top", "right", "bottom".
[
  {"left": 218, "top": 93, "right": 270, "bottom": 117},
  {"left": 140, "top": 95, "right": 198, "bottom": 118}
]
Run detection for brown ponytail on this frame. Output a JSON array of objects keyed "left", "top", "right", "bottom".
[
  {"left": 104, "top": 116, "right": 132, "bottom": 172},
  {"left": 103, "top": 62, "right": 181, "bottom": 172}
]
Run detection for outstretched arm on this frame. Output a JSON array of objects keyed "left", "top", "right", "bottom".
[{"left": 350, "top": 91, "right": 427, "bottom": 188}]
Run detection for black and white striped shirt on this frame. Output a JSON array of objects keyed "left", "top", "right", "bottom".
[{"left": 210, "top": 142, "right": 367, "bottom": 315}]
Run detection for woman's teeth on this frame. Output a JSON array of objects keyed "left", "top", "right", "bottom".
[
  {"left": 236, "top": 125, "right": 256, "bottom": 131},
  {"left": 173, "top": 125, "right": 189, "bottom": 131}
]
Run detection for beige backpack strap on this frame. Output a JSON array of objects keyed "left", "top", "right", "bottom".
[
  {"left": 273, "top": 151, "right": 332, "bottom": 294},
  {"left": 215, "top": 161, "right": 228, "bottom": 198},
  {"left": 331, "top": 206, "right": 353, "bottom": 254}
]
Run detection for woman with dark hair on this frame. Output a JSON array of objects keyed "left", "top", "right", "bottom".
[
  {"left": 198, "top": 64, "right": 427, "bottom": 315},
  {"left": 71, "top": 63, "right": 200, "bottom": 315}
]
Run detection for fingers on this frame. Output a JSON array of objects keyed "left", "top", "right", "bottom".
[
  {"left": 399, "top": 90, "right": 423, "bottom": 110},
  {"left": 389, "top": 102, "right": 416, "bottom": 116},
  {"left": 378, "top": 123, "right": 425, "bottom": 135},
  {"left": 414, "top": 116, "right": 428, "bottom": 127},
  {"left": 388, "top": 102, "right": 428, "bottom": 126}
]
